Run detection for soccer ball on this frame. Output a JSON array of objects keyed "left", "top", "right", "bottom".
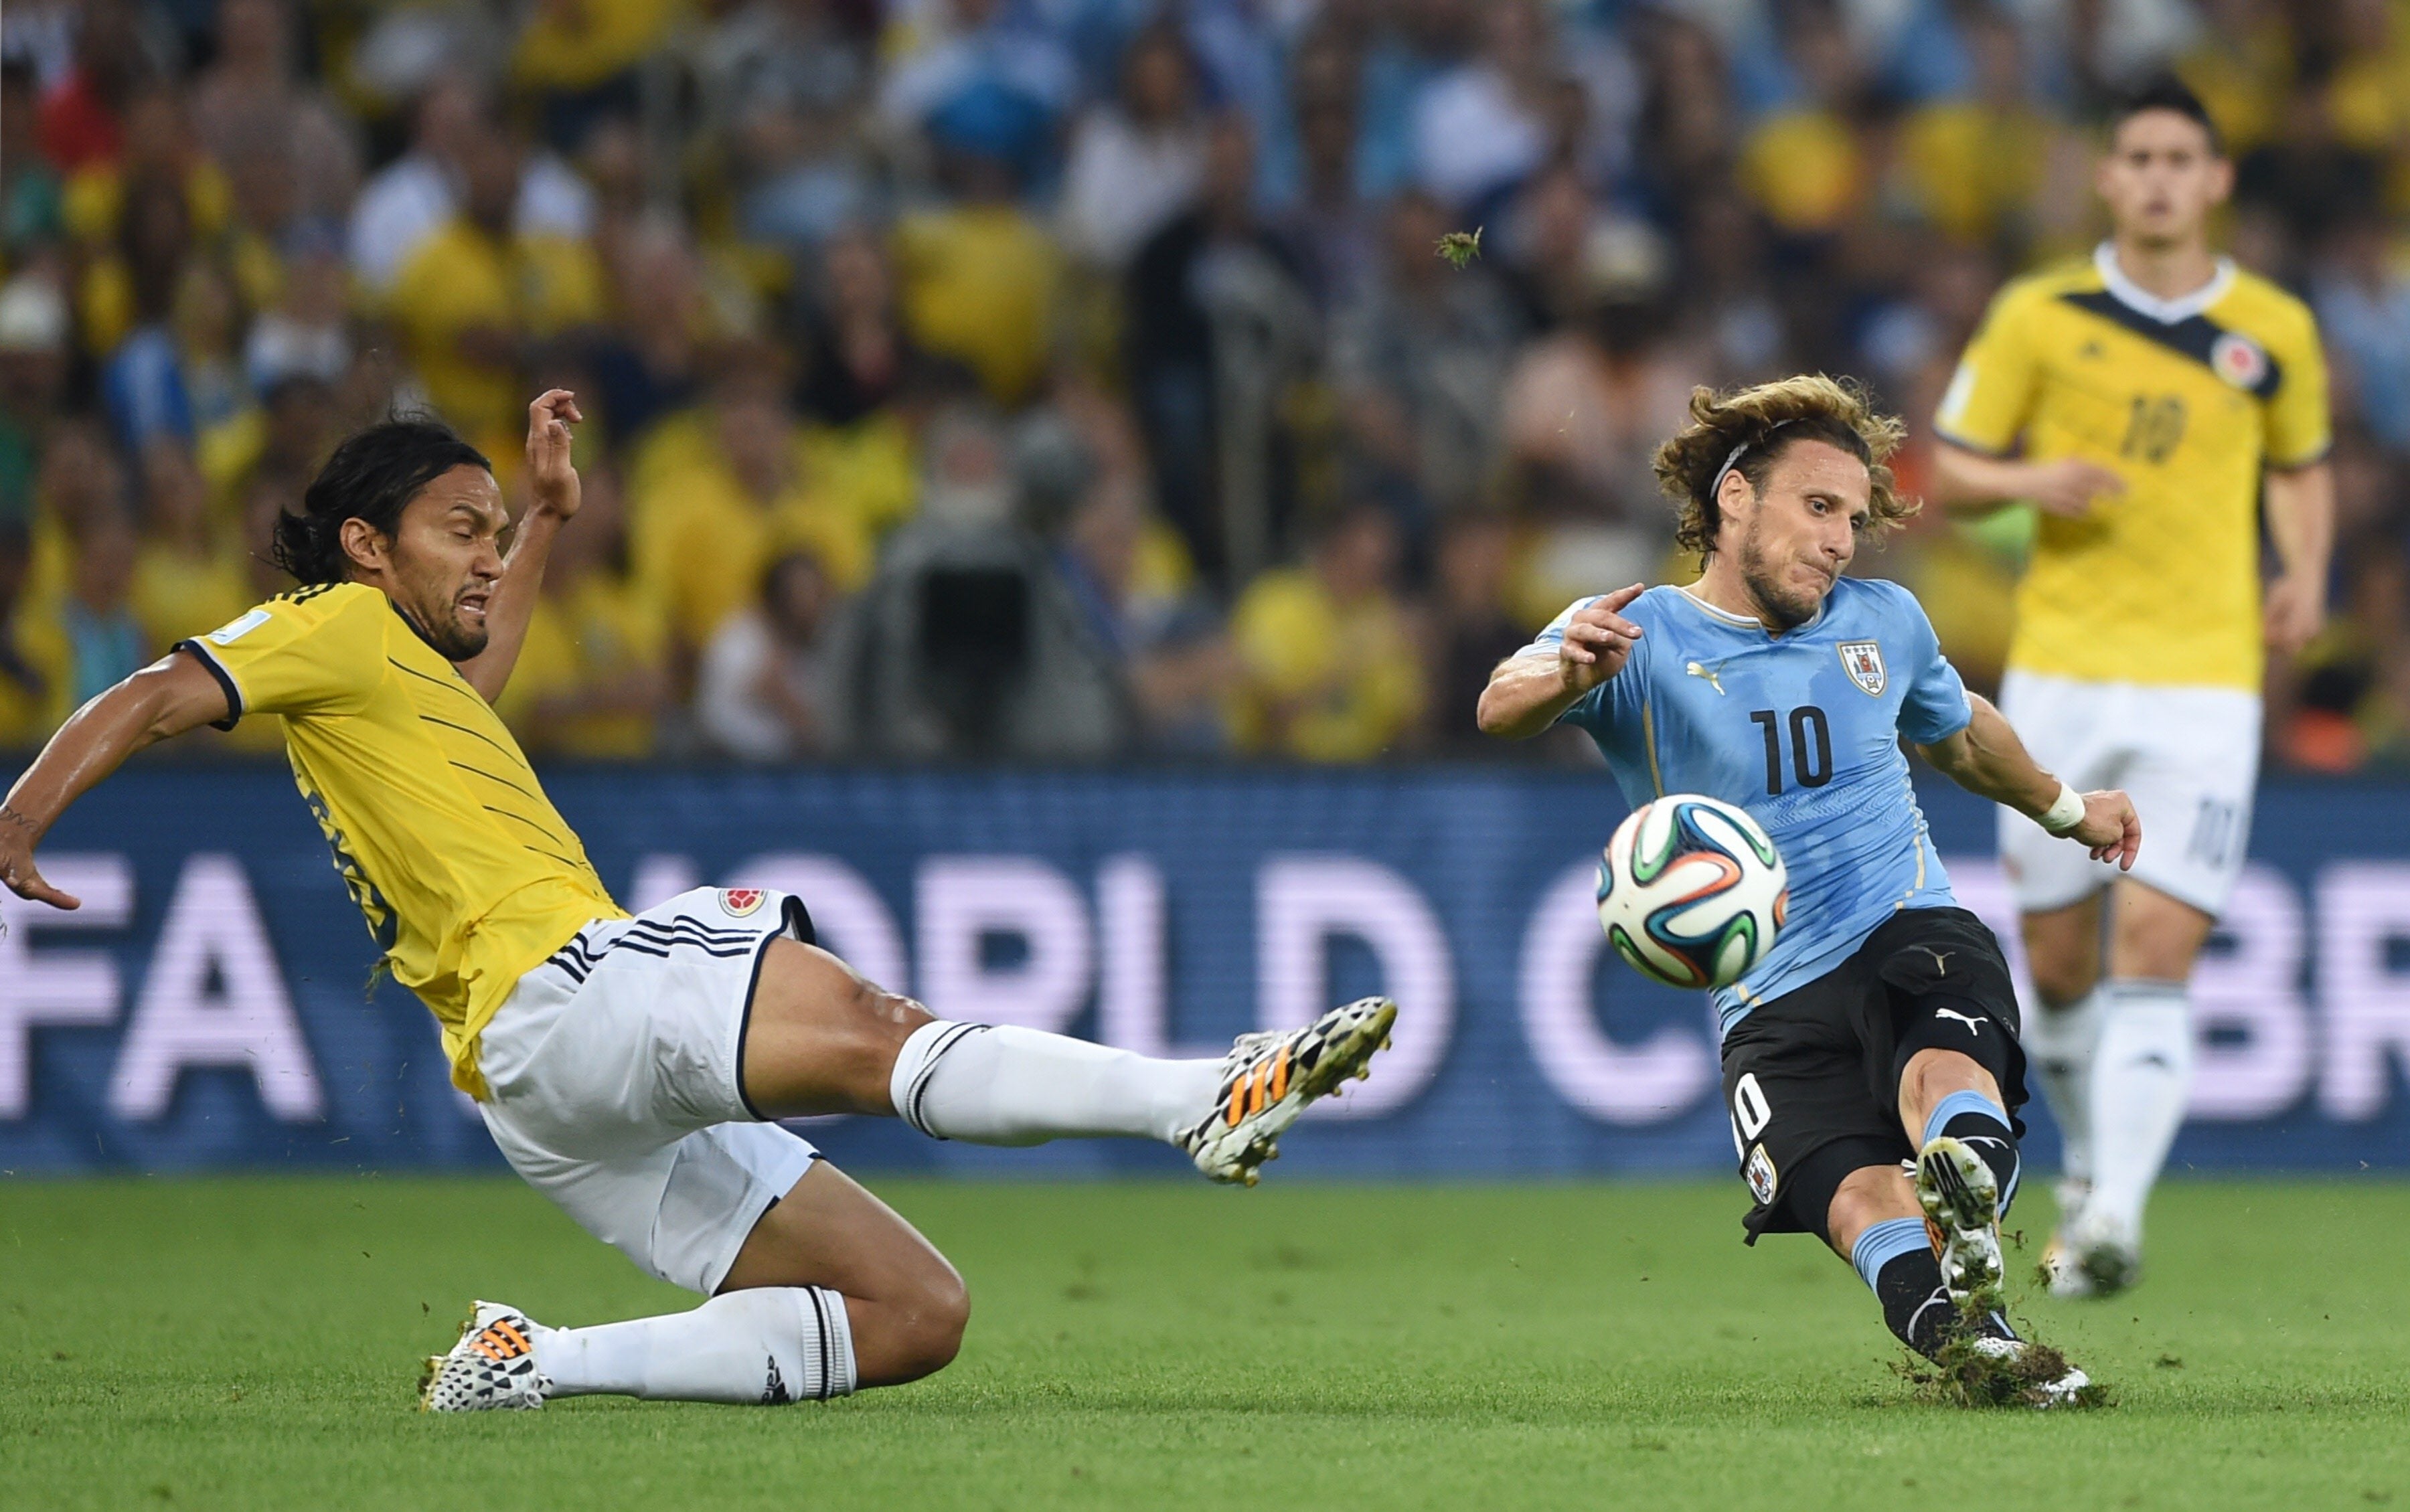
[{"left": 1596, "top": 794, "right": 1788, "bottom": 990}]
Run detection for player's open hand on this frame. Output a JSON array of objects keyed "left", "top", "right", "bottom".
[
  {"left": 2262, "top": 571, "right": 2326, "bottom": 655},
  {"left": 0, "top": 805, "right": 77, "bottom": 912},
  {"left": 2069, "top": 788, "right": 2141, "bottom": 870},
  {"left": 2026, "top": 458, "right": 2124, "bottom": 519},
  {"left": 1558, "top": 584, "right": 1647, "bottom": 691},
  {"left": 526, "top": 390, "right": 584, "bottom": 522}
]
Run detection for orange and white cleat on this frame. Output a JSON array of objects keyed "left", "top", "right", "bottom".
[
  {"left": 1182, "top": 997, "right": 1397, "bottom": 1186},
  {"left": 419, "top": 1300, "right": 551, "bottom": 1412}
]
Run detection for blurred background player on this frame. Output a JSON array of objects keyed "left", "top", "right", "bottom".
[
  {"left": 1930, "top": 77, "right": 2334, "bottom": 1296},
  {"left": 1479, "top": 376, "right": 2138, "bottom": 1398}
]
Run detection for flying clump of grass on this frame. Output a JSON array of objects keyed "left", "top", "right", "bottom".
[
  {"left": 1895, "top": 1296, "right": 2114, "bottom": 1411},
  {"left": 1436, "top": 227, "right": 1483, "bottom": 270}
]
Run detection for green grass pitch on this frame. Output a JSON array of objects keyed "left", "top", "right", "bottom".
[{"left": 5, "top": 1175, "right": 2407, "bottom": 1511}]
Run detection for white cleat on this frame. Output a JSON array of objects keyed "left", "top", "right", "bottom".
[
  {"left": 1915, "top": 1135, "right": 2005, "bottom": 1313},
  {"left": 419, "top": 1300, "right": 550, "bottom": 1412},
  {"left": 1967, "top": 1336, "right": 2095, "bottom": 1409},
  {"left": 2042, "top": 1179, "right": 2098, "bottom": 1297},
  {"left": 1182, "top": 997, "right": 1398, "bottom": 1186},
  {"left": 2064, "top": 1213, "right": 2142, "bottom": 1297},
  {"left": 2041, "top": 1235, "right": 2097, "bottom": 1298}
]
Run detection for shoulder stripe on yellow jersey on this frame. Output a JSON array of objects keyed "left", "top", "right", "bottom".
[
  {"left": 523, "top": 844, "right": 588, "bottom": 871},
  {"left": 482, "top": 805, "right": 572, "bottom": 847},
  {"left": 2055, "top": 290, "right": 2282, "bottom": 399},
  {"left": 420, "top": 712, "right": 519, "bottom": 759},
  {"left": 450, "top": 760, "right": 547, "bottom": 805},
  {"left": 386, "top": 657, "right": 485, "bottom": 703}
]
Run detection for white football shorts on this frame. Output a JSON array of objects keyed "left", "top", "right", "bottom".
[
  {"left": 477, "top": 886, "right": 821, "bottom": 1295},
  {"left": 1995, "top": 669, "right": 2261, "bottom": 918}
]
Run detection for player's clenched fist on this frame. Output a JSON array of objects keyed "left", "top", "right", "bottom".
[{"left": 1556, "top": 582, "right": 1648, "bottom": 691}]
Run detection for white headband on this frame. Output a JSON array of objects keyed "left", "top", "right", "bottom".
[{"left": 1705, "top": 418, "right": 1804, "bottom": 505}]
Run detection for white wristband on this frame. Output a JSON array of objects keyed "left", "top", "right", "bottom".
[{"left": 2038, "top": 781, "right": 2085, "bottom": 836}]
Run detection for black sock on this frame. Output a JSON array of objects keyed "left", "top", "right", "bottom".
[
  {"left": 1873, "top": 1246, "right": 1955, "bottom": 1358},
  {"left": 1872, "top": 1246, "right": 2018, "bottom": 1357},
  {"left": 1929, "top": 1090, "right": 2021, "bottom": 1214}
]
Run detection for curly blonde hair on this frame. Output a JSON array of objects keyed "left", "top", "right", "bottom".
[{"left": 1653, "top": 375, "right": 1915, "bottom": 560}]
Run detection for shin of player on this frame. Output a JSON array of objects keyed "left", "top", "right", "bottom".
[{"left": 1931, "top": 76, "right": 2335, "bottom": 1294}]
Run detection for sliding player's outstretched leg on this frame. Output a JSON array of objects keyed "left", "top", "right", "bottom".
[
  {"left": 746, "top": 936, "right": 1395, "bottom": 1179},
  {"left": 426, "top": 886, "right": 1400, "bottom": 1411}
]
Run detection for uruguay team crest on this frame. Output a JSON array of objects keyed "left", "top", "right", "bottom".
[
  {"left": 718, "top": 888, "right": 767, "bottom": 918},
  {"left": 1837, "top": 639, "right": 1887, "bottom": 696},
  {"left": 1745, "top": 1143, "right": 1778, "bottom": 1205},
  {"left": 2211, "top": 331, "right": 2269, "bottom": 392}
]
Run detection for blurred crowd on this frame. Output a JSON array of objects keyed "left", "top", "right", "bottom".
[{"left": 2, "top": 0, "right": 2408, "bottom": 767}]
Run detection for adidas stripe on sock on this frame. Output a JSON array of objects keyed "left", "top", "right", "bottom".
[
  {"left": 885, "top": 1019, "right": 1221, "bottom": 1147},
  {"left": 1853, "top": 1217, "right": 2013, "bottom": 1357}
]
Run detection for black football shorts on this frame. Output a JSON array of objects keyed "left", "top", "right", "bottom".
[{"left": 1717, "top": 907, "right": 2027, "bottom": 1246}]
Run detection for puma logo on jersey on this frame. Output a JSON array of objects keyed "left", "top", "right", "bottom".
[
  {"left": 1685, "top": 661, "right": 1725, "bottom": 695},
  {"left": 1934, "top": 1007, "right": 1985, "bottom": 1036}
]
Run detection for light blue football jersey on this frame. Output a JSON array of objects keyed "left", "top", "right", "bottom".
[{"left": 1520, "top": 578, "right": 1974, "bottom": 1035}]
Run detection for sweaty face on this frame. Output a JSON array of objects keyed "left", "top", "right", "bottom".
[
  {"left": 382, "top": 465, "right": 507, "bottom": 661},
  {"left": 2097, "top": 110, "right": 2229, "bottom": 250},
  {"left": 1721, "top": 440, "right": 1869, "bottom": 629}
]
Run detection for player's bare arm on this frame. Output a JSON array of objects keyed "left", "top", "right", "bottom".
[
  {"left": 1916, "top": 693, "right": 2140, "bottom": 868},
  {"left": 455, "top": 390, "right": 584, "bottom": 701},
  {"left": 1474, "top": 583, "right": 1645, "bottom": 740},
  {"left": 2261, "top": 460, "right": 2334, "bottom": 655},
  {"left": 1929, "top": 441, "right": 2124, "bottom": 519},
  {"left": 0, "top": 652, "right": 233, "bottom": 910}
]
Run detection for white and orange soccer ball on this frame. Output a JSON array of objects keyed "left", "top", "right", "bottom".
[{"left": 1596, "top": 794, "right": 1789, "bottom": 990}]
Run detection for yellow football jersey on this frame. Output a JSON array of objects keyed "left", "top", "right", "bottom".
[
  {"left": 178, "top": 583, "right": 625, "bottom": 1096},
  {"left": 1935, "top": 245, "right": 2330, "bottom": 690}
]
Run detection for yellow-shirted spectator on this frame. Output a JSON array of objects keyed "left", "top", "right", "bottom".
[
  {"left": 803, "top": 414, "right": 919, "bottom": 541},
  {"left": 386, "top": 131, "right": 605, "bottom": 458},
  {"left": 1228, "top": 503, "right": 1423, "bottom": 762},
  {"left": 2322, "top": 0, "right": 2410, "bottom": 206},
  {"left": 0, "top": 522, "right": 56, "bottom": 750},
  {"left": 1738, "top": 108, "right": 1861, "bottom": 236},
  {"left": 131, "top": 439, "right": 251, "bottom": 655},
  {"left": 1734, "top": 10, "right": 1872, "bottom": 238},
  {"left": 2175, "top": 1, "right": 2296, "bottom": 158},
  {"left": 632, "top": 374, "right": 874, "bottom": 658},
  {"left": 627, "top": 403, "right": 916, "bottom": 551},
  {"left": 21, "top": 422, "right": 126, "bottom": 620},
  {"left": 892, "top": 188, "right": 1061, "bottom": 407},
  {"left": 514, "top": 0, "right": 682, "bottom": 98},
  {"left": 495, "top": 469, "right": 669, "bottom": 758},
  {"left": 1902, "top": 13, "right": 2060, "bottom": 246},
  {"left": 68, "top": 85, "right": 237, "bottom": 359}
]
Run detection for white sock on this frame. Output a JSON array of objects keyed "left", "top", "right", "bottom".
[
  {"left": 888, "top": 1021, "right": 1221, "bottom": 1146},
  {"left": 2083, "top": 979, "right": 2194, "bottom": 1242},
  {"left": 2022, "top": 986, "right": 2103, "bottom": 1191},
  {"left": 536, "top": 1287, "right": 857, "bottom": 1404}
]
